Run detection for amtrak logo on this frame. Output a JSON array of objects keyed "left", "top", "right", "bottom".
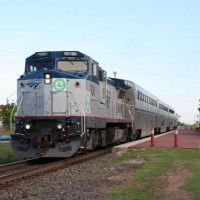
[
  {"left": 26, "top": 81, "right": 42, "bottom": 89},
  {"left": 52, "top": 78, "right": 67, "bottom": 91}
]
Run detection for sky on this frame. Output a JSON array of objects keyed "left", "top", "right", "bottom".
[{"left": 0, "top": 0, "right": 200, "bottom": 124}]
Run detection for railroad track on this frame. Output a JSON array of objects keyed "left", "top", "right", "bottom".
[
  {"left": 0, "top": 158, "right": 40, "bottom": 174},
  {"left": 0, "top": 148, "right": 111, "bottom": 187}
]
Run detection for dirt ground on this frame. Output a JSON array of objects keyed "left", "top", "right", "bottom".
[
  {"left": 163, "top": 165, "right": 192, "bottom": 200},
  {"left": 101, "top": 160, "right": 192, "bottom": 200}
]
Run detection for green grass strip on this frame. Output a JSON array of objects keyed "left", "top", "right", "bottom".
[{"left": 107, "top": 148, "right": 200, "bottom": 200}]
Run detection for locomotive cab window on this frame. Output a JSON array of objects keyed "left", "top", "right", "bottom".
[
  {"left": 99, "top": 69, "right": 107, "bottom": 81},
  {"left": 25, "top": 61, "right": 53, "bottom": 73},
  {"left": 92, "top": 63, "right": 98, "bottom": 77},
  {"left": 57, "top": 60, "right": 88, "bottom": 72}
]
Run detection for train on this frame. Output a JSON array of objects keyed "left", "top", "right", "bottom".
[{"left": 11, "top": 51, "right": 177, "bottom": 158}]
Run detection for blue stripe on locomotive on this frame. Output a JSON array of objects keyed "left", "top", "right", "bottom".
[{"left": 19, "top": 69, "right": 117, "bottom": 87}]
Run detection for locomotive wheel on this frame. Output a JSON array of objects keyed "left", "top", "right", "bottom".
[
  {"left": 136, "top": 130, "right": 141, "bottom": 139},
  {"left": 119, "top": 130, "right": 128, "bottom": 143}
]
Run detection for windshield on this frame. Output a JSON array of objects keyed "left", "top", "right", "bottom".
[
  {"left": 25, "top": 61, "right": 53, "bottom": 73},
  {"left": 57, "top": 60, "right": 88, "bottom": 72}
]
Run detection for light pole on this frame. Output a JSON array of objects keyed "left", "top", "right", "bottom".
[{"left": 198, "top": 99, "right": 200, "bottom": 132}]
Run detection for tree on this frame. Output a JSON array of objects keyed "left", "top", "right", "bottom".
[
  {"left": 2, "top": 100, "right": 16, "bottom": 129},
  {"left": 0, "top": 105, "right": 4, "bottom": 117},
  {"left": 177, "top": 121, "right": 185, "bottom": 126}
]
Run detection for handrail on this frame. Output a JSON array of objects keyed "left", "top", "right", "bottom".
[
  {"left": 69, "top": 90, "right": 85, "bottom": 136},
  {"left": 10, "top": 94, "right": 23, "bottom": 132},
  {"left": 128, "top": 105, "right": 134, "bottom": 129}
]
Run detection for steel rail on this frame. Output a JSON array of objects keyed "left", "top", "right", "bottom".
[{"left": 0, "top": 158, "right": 39, "bottom": 173}]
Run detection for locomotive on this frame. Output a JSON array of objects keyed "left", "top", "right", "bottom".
[{"left": 11, "top": 51, "right": 177, "bottom": 158}]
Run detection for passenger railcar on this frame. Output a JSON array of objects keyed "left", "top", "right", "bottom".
[{"left": 11, "top": 51, "right": 177, "bottom": 158}]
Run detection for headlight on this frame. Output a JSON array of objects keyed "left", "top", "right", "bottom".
[
  {"left": 44, "top": 73, "right": 51, "bottom": 84},
  {"left": 45, "top": 79, "right": 51, "bottom": 84},
  {"left": 25, "top": 124, "right": 31, "bottom": 130},
  {"left": 45, "top": 74, "right": 51, "bottom": 79},
  {"left": 57, "top": 123, "right": 63, "bottom": 130}
]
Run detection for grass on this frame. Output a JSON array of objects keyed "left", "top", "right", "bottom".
[
  {"left": 181, "top": 154, "right": 200, "bottom": 200},
  {"left": 107, "top": 148, "right": 200, "bottom": 200},
  {"left": 0, "top": 142, "right": 18, "bottom": 164},
  {"left": 0, "top": 129, "right": 14, "bottom": 134},
  {"left": 30, "top": 188, "right": 53, "bottom": 197}
]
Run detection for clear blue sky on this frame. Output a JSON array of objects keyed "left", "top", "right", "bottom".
[{"left": 0, "top": 0, "right": 199, "bottom": 124}]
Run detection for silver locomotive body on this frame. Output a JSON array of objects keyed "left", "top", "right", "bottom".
[
  {"left": 11, "top": 51, "right": 177, "bottom": 158},
  {"left": 12, "top": 51, "right": 135, "bottom": 158}
]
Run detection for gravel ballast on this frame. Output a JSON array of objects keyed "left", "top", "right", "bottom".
[{"left": 0, "top": 152, "right": 134, "bottom": 200}]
